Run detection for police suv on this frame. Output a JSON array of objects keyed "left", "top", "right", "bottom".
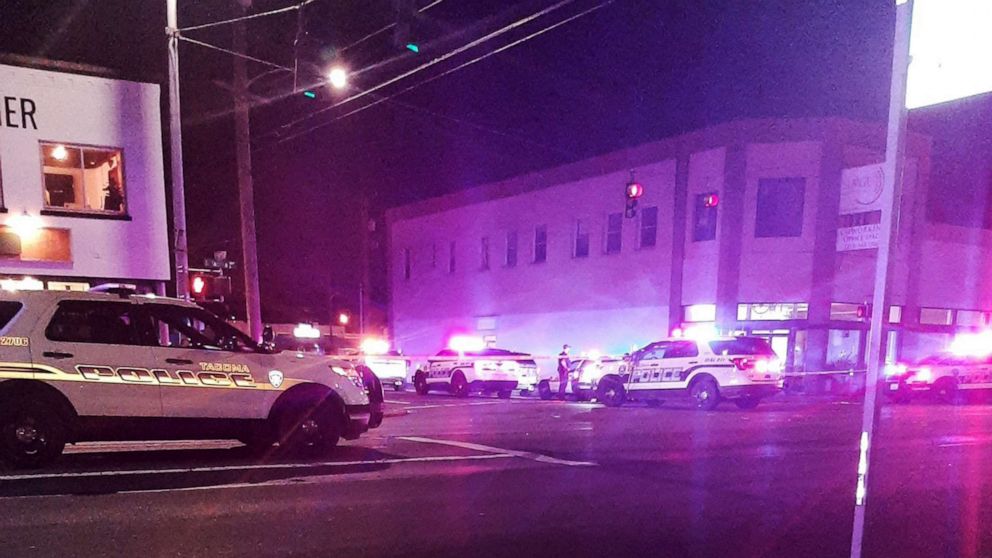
[
  {"left": 538, "top": 356, "right": 624, "bottom": 401},
  {"left": 412, "top": 348, "right": 539, "bottom": 398},
  {"left": 0, "top": 290, "right": 384, "bottom": 468},
  {"left": 884, "top": 353, "right": 992, "bottom": 403},
  {"left": 595, "top": 336, "right": 783, "bottom": 410}
]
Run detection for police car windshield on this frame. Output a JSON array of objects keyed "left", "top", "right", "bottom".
[{"left": 708, "top": 337, "right": 776, "bottom": 356}]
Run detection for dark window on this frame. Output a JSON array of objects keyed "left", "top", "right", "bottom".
[
  {"left": 403, "top": 248, "right": 411, "bottom": 280},
  {"left": 640, "top": 206, "right": 658, "bottom": 248},
  {"left": 756, "top": 178, "right": 805, "bottom": 237},
  {"left": 709, "top": 337, "right": 776, "bottom": 356},
  {"left": 506, "top": 231, "right": 518, "bottom": 267},
  {"left": 0, "top": 301, "right": 23, "bottom": 330},
  {"left": 606, "top": 212, "right": 623, "bottom": 254},
  {"left": 448, "top": 241, "right": 456, "bottom": 273},
  {"left": 45, "top": 300, "right": 149, "bottom": 346},
  {"left": 480, "top": 237, "right": 490, "bottom": 271},
  {"left": 534, "top": 225, "right": 547, "bottom": 263},
  {"left": 693, "top": 193, "right": 718, "bottom": 242},
  {"left": 40, "top": 142, "right": 127, "bottom": 215},
  {"left": 574, "top": 220, "right": 589, "bottom": 258},
  {"left": 145, "top": 304, "right": 259, "bottom": 353},
  {"left": 664, "top": 341, "right": 699, "bottom": 358}
]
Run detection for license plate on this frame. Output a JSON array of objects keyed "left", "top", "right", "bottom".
[{"left": 889, "top": 383, "right": 899, "bottom": 391}]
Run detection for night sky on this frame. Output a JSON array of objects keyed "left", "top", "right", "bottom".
[{"left": 1, "top": 0, "right": 989, "bottom": 323}]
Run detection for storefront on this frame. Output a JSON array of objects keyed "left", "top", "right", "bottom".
[{"left": 0, "top": 62, "right": 169, "bottom": 292}]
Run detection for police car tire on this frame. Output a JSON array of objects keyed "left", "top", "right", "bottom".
[
  {"left": 597, "top": 377, "right": 626, "bottom": 407},
  {"left": 414, "top": 372, "right": 429, "bottom": 395},
  {"left": 932, "top": 378, "right": 959, "bottom": 405},
  {"left": 0, "top": 399, "right": 67, "bottom": 469},
  {"left": 451, "top": 372, "right": 470, "bottom": 398},
  {"left": 538, "top": 381, "right": 553, "bottom": 400},
  {"left": 690, "top": 377, "right": 720, "bottom": 411},
  {"left": 276, "top": 398, "right": 342, "bottom": 456}
]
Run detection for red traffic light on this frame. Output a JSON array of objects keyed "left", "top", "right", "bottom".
[
  {"left": 703, "top": 193, "right": 719, "bottom": 208},
  {"left": 625, "top": 182, "right": 644, "bottom": 200}
]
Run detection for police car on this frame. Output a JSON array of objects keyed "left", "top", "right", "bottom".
[
  {"left": 0, "top": 289, "right": 384, "bottom": 468},
  {"left": 884, "top": 353, "right": 992, "bottom": 403},
  {"left": 594, "top": 336, "right": 783, "bottom": 410},
  {"left": 412, "top": 345, "right": 539, "bottom": 398},
  {"left": 537, "top": 356, "right": 624, "bottom": 401}
]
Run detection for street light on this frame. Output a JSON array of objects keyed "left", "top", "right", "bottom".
[{"left": 327, "top": 66, "right": 348, "bottom": 90}]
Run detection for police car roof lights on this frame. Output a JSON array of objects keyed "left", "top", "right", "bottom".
[{"left": 448, "top": 335, "right": 485, "bottom": 353}]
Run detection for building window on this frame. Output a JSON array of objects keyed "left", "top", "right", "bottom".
[
  {"left": 402, "top": 248, "right": 411, "bottom": 280},
  {"left": 888, "top": 305, "right": 903, "bottom": 324},
  {"left": 448, "top": 241, "right": 456, "bottom": 273},
  {"left": 574, "top": 220, "right": 590, "bottom": 258},
  {"left": 826, "top": 329, "right": 861, "bottom": 370},
  {"left": 738, "top": 302, "right": 809, "bottom": 321},
  {"left": 506, "top": 231, "right": 518, "bottom": 267},
  {"left": 534, "top": 225, "right": 547, "bottom": 263},
  {"left": 480, "top": 237, "right": 490, "bottom": 271},
  {"left": 640, "top": 206, "right": 658, "bottom": 248},
  {"left": 683, "top": 304, "right": 716, "bottom": 323},
  {"left": 756, "top": 178, "right": 805, "bottom": 238},
  {"left": 693, "top": 193, "right": 718, "bottom": 242},
  {"left": 40, "top": 142, "right": 126, "bottom": 216},
  {"left": 956, "top": 310, "right": 985, "bottom": 327},
  {"left": 830, "top": 302, "right": 864, "bottom": 322},
  {"left": 605, "top": 212, "right": 623, "bottom": 254},
  {"left": 920, "top": 307, "right": 953, "bottom": 326}
]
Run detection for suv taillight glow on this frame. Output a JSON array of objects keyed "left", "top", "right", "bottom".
[{"left": 732, "top": 357, "right": 781, "bottom": 373}]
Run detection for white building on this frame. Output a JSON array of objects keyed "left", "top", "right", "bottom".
[{"left": 0, "top": 63, "right": 170, "bottom": 292}]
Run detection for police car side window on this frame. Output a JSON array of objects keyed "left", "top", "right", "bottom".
[
  {"left": 46, "top": 301, "right": 143, "bottom": 346},
  {"left": 640, "top": 344, "right": 668, "bottom": 360},
  {"left": 146, "top": 304, "right": 258, "bottom": 353},
  {"left": 664, "top": 341, "right": 699, "bottom": 359}
]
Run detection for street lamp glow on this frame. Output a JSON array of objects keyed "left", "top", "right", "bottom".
[{"left": 327, "top": 67, "right": 348, "bottom": 90}]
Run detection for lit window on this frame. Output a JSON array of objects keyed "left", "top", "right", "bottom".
[
  {"left": 756, "top": 178, "right": 805, "bottom": 238},
  {"left": 830, "top": 302, "right": 863, "bottom": 321},
  {"left": 534, "top": 225, "right": 547, "bottom": 263},
  {"left": 605, "top": 212, "right": 622, "bottom": 254},
  {"left": 888, "top": 306, "right": 903, "bottom": 324},
  {"left": 684, "top": 304, "right": 716, "bottom": 323},
  {"left": 506, "top": 231, "right": 518, "bottom": 267},
  {"left": 40, "top": 142, "right": 126, "bottom": 216},
  {"left": 693, "top": 193, "right": 718, "bottom": 242},
  {"left": 640, "top": 206, "right": 658, "bottom": 248},
  {"left": 574, "top": 220, "right": 589, "bottom": 258},
  {"left": 739, "top": 303, "right": 809, "bottom": 321},
  {"left": 920, "top": 308, "right": 953, "bottom": 326},
  {"left": 956, "top": 310, "right": 984, "bottom": 327},
  {"left": 480, "top": 237, "right": 490, "bottom": 271},
  {"left": 448, "top": 241, "right": 456, "bottom": 274}
]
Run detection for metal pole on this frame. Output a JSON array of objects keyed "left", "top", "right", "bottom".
[
  {"left": 359, "top": 192, "right": 371, "bottom": 337},
  {"left": 233, "top": 0, "right": 263, "bottom": 341},
  {"left": 850, "top": 2, "right": 913, "bottom": 557},
  {"left": 166, "top": 0, "right": 190, "bottom": 300}
]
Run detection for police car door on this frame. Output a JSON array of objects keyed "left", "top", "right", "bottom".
[
  {"left": 32, "top": 298, "right": 162, "bottom": 417},
  {"left": 427, "top": 350, "right": 459, "bottom": 385},
  {"left": 142, "top": 302, "right": 266, "bottom": 419},
  {"left": 628, "top": 343, "right": 669, "bottom": 393}
]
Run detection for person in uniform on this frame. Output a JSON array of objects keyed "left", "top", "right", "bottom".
[{"left": 557, "top": 344, "right": 572, "bottom": 400}]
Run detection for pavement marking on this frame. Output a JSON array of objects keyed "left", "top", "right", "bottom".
[
  {"left": 385, "top": 399, "right": 411, "bottom": 405},
  {"left": 405, "top": 401, "right": 505, "bottom": 411},
  {"left": 0, "top": 453, "right": 515, "bottom": 482},
  {"left": 399, "top": 436, "right": 596, "bottom": 467},
  {"left": 65, "top": 440, "right": 241, "bottom": 454}
]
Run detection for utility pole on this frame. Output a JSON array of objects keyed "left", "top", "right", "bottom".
[
  {"left": 849, "top": 1, "right": 913, "bottom": 557},
  {"left": 359, "top": 192, "right": 371, "bottom": 336},
  {"left": 166, "top": 0, "right": 190, "bottom": 300},
  {"left": 233, "top": 0, "right": 263, "bottom": 341}
]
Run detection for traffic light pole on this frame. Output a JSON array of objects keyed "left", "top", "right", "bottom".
[
  {"left": 166, "top": 0, "right": 190, "bottom": 300},
  {"left": 234, "top": 0, "right": 264, "bottom": 341},
  {"left": 849, "top": 2, "right": 912, "bottom": 557}
]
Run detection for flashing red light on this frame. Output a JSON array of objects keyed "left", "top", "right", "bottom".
[
  {"left": 191, "top": 276, "right": 206, "bottom": 295},
  {"left": 703, "top": 194, "right": 719, "bottom": 208},
  {"left": 625, "top": 182, "right": 644, "bottom": 200}
]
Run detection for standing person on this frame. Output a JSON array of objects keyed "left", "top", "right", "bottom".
[{"left": 557, "top": 344, "right": 572, "bottom": 400}]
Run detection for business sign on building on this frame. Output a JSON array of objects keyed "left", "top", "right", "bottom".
[
  {"left": 906, "top": 0, "right": 992, "bottom": 109},
  {"left": 837, "top": 163, "right": 885, "bottom": 251}
]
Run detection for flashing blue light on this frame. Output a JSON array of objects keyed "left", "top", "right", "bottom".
[
  {"left": 303, "top": 90, "right": 317, "bottom": 99},
  {"left": 406, "top": 43, "right": 420, "bottom": 53}
]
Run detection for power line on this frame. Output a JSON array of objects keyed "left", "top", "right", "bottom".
[
  {"left": 267, "top": 0, "right": 612, "bottom": 147},
  {"left": 339, "top": 0, "right": 447, "bottom": 54},
  {"left": 178, "top": 34, "right": 293, "bottom": 72},
  {"left": 179, "top": 0, "right": 319, "bottom": 33},
  {"left": 264, "top": 0, "right": 579, "bottom": 140}
]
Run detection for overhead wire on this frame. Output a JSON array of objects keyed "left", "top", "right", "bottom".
[
  {"left": 178, "top": 34, "right": 293, "bottom": 72},
  {"left": 178, "top": 0, "right": 319, "bottom": 33},
  {"left": 338, "top": 0, "right": 447, "bottom": 53},
  {"left": 266, "top": 0, "right": 612, "bottom": 147}
]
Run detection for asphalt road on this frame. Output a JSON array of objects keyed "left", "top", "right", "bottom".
[{"left": 1, "top": 392, "right": 990, "bottom": 558}]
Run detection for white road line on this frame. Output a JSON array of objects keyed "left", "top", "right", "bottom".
[
  {"left": 405, "top": 401, "right": 505, "bottom": 411},
  {"left": 399, "top": 436, "right": 596, "bottom": 467},
  {"left": 384, "top": 400, "right": 411, "bottom": 405},
  {"left": 0, "top": 453, "right": 515, "bottom": 482}
]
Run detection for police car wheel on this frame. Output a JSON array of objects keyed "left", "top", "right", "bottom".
[
  {"left": 597, "top": 378, "right": 626, "bottom": 407},
  {"left": 0, "top": 399, "right": 67, "bottom": 469},
  {"left": 690, "top": 377, "right": 720, "bottom": 411},
  {"left": 277, "top": 399, "right": 342, "bottom": 456},
  {"left": 414, "top": 372, "right": 429, "bottom": 395},
  {"left": 932, "top": 379, "right": 959, "bottom": 405},
  {"left": 451, "top": 372, "right": 470, "bottom": 398},
  {"left": 538, "top": 381, "right": 553, "bottom": 400}
]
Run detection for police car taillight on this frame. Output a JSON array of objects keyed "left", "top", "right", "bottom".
[{"left": 731, "top": 357, "right": 755, "bottom": 371}]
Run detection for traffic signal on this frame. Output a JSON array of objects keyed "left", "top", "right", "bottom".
[
  {"left": 189, "top": 274, "right": 231, "bottom": 301},
  {"left": 856, "top": 304, "right": 872, "bottom": 320},
  {"left": 625, "top": 180, "right": 644, "bottom": 218}
]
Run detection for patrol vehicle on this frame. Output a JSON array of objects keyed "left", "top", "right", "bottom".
[
  {"left": 537, "top": 356, "right": 624, "bottom": 401},
  {"left": 594, "top": 336, "right": 783, "bottom": 410},
  {"left": 412, "top": 347, "right": 539, "bottom": 398},
  {"left": 0, "top": 290, "right": 384, "bottom": 468},
  {"left": 884, "top": 353, "right": 992, "bottom": 403}
]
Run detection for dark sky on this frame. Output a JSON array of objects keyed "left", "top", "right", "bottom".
[{"left": 1, "top": 0, "right": 989, "bottom": 322}]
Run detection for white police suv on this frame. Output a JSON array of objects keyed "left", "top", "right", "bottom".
[
  {"left": 884, "top": 353, "right": 992, "bottom": 403},
  {"left": 537, "top": 356, "right": 624, "bottom": 401},
  {"left": 0, "top": 290, "right": 383, "bottom": 468},
  {"left": 595, "top": 336, "right": 783, "bottom": 410},
  {"left": 412, "top": 347, "right": 539, "bottom": 398}
]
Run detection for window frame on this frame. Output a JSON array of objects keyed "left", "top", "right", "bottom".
[
  {"left": 755, "top": 177, "right": 806, "bottom": 238},
  {"left": 693, "top": 192, "right": 718, "bottom": 242},
  {"left": 533, "top": 225, "right": 548, "bottom": 263},
  {"left": 639, "top": 206, "right": 658, "bottom": 248},
  {"left": 574, "top": 219, "right": 590, "bottom": 258},
  {"left": 605, "top": 212, "right": 623, "bottom": 254},
  {"left": 38, "top": 140, "right": 130, "bottom": 219},
  {"left": 480, "top": 236, "right": 490, "bottom": 271},
  {"left": 505, "top": 230, "right": 518, "bottom": 267}
]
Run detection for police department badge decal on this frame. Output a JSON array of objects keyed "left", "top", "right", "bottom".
[{"left": 268, "top": 370, "right": 284, "bottom": 388}]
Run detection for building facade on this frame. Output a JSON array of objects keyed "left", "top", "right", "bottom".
[
  {"left": 0, "top": 63, "right": 170, "bottom": 293},
  {"left": 387, "top": 118, "right": 992, "bottom": 374}
]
